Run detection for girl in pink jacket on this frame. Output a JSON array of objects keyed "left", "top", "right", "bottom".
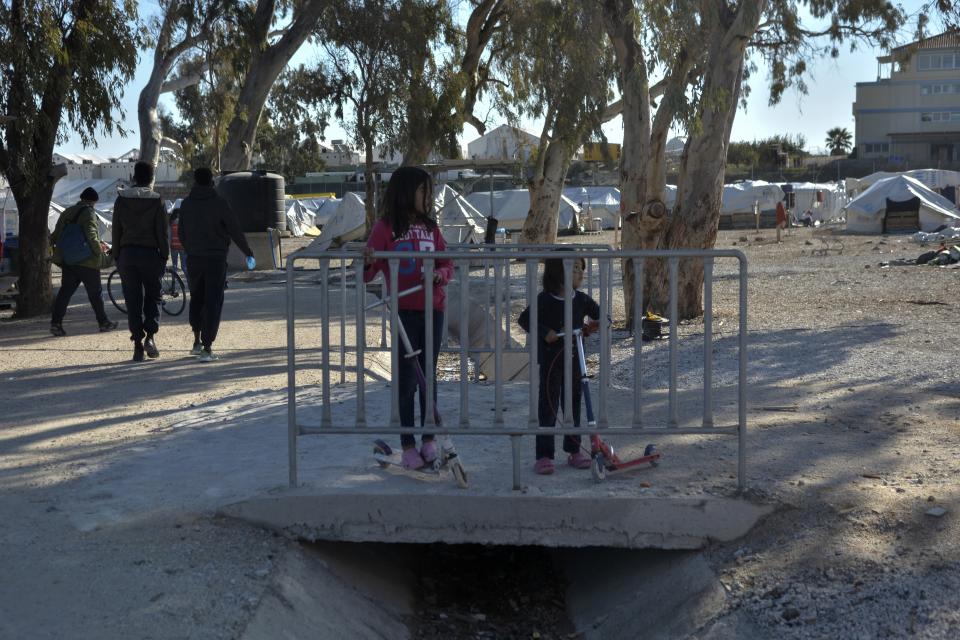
[{"left": 362, "top": 167, "right": 454, "bottom": 469}]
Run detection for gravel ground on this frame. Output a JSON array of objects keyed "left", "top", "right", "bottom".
[{"left": 1, "top": 227, "right": 958, "bottom": 638}]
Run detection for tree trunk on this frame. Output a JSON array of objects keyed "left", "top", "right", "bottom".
[
  {"left": 363, "top": 141, "right": 376, "bottom": 234},
  {"left": 12, "top": 182, "right": 55, "bottom": 317},
  {"left": 520, "top": 141, "right": 568, "bottom": 244},
  {"left": 601, "top": 0, "right": 655, "bottom": 330},
  {"left": 220, "top": 0, "right": 325, "bottom": 171},
  {"left": 137, "top": 69, "right": 166, "bottom": 173},
  {"left": 647, "top": 0, "right": 765, "bottom": 320}
]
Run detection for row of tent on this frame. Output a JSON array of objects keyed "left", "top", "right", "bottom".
[{"left": 5, "top": 170, "right": 958, "bottom": 246}]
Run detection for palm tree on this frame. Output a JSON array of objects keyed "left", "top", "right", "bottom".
[{"left": 825, "top": 127, "right": 853, "bottom": 156}]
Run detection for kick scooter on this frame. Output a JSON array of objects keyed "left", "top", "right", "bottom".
[
  {"left": 560, "top": 327, "right": 661, "bottom": 483},
  {"left": 367, "top": 284, "right": 468, "bottom": 489}
]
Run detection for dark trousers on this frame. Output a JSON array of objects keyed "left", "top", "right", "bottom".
[
  {"left": 397, "top": 309, "right": 444, "bottom": 449},
  {"left": 537, "top": 355, "right": 583, "bottom": 459},
  {"left": 51, "top": 265, "right": 109, "bottom": 326},
  {"left": 186, "top": 255, "right": 227, "bottom": 348},
  {"left": 118, "top": 246, "right": 164, "bottom": 341}
]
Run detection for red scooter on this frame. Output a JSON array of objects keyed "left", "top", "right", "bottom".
[{"left": 561, "top": 327, "right": 661, "bottom": 483}]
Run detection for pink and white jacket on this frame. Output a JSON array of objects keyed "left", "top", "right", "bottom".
[{"left": 363, "top": 219, "right": 454, "bottom": 311}]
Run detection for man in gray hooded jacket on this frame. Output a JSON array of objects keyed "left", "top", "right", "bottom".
[{"left": 112, "top": 161, "right": 169, "bottom": 362}]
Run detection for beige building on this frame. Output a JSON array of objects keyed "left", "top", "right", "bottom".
[{"left": 853, "top": 31, "right": 960, "bottom": 165}]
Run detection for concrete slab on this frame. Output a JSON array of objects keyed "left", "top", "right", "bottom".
[{"left": 219, "top": 492, "right": 773, "bottom": 549}]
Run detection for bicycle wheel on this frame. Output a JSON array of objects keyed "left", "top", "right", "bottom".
[
  {"left": 107, "top": 269, "right": 127, "bottom": 314},
  {"left": 161, "top": 269, "right": 187, "bottom": 316}
]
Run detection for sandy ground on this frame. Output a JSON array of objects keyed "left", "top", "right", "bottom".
[{"left": 1, "top": 227, "right": 959, "bottom": 638}]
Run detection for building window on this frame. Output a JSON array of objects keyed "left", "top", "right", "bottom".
[
  {"left": 919, "top": 52, "right": 959, "bottom": 71},
  {"left": 920, "top": 111, "right": 960, "bottom": 122},
  {"left": 921, "top": 83, "right": 960, "bottom": 95},
  {"left": 863, "top": 143, "right": 890, "bottom": 154}
]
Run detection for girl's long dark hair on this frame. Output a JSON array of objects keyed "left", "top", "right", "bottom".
[
  {"left": 542, "top": 250, "right": 586, "bottom": 296},
  {"left": 381, "top": 166, "right": 437, "bottom": 239}
]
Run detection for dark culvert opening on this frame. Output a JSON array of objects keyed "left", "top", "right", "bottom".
[
  {"left": 406, "top": 543, "right": 575, "bottom": 639},
  {"left": 268, "top": 541, "right": 721, "bottom": 640}
]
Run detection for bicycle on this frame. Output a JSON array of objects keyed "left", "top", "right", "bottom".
[{"left": 107, "top": 267, "right": 187, "bottom": 316}]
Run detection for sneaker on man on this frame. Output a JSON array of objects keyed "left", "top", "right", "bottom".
[
  {"left": 99, "top": 320, "right": 118, "bottom": 333},
  {"left": 189, "top": 342, "right": 203, "bottom": 356},
  {"left": 401, "top": 447, "right": 425, "bottom": 470},
  {"left": 567, "top": 451, "right": 592, "bottom": 469},
  {"left": 199, "top": 347, "right": 220, "bottom": 362},
  {"left": 420, "top": 440, "right": 438, "bottom": 464},
  {"left": 144, "top": 335, "right": 160, "bottom": 358},
  {"left": 50, "top": 323, "right": 66, "bottom": 337},
  {"left": 534, "top": 457, "right": 555, "bottom": 475}
]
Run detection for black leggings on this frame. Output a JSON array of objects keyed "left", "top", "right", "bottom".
[
  {"left": 397, "top": 309, "right": 444, "bottom": 448},
  {"left": 536, "top": 353, "right": 583, "bottom": 459}
]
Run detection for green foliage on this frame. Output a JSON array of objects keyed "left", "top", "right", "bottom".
[
  {"left": 727, "top": 134, "right": 808, "bottom": 168},
  {"left": 491, "top": 0, "right": 615, "bottom": 164},
  {"left": 825, "top": 126, "right": 853, "bottom": 155},
  {"left": 0, "top": 0, "right": 141, "bottom": 189}
]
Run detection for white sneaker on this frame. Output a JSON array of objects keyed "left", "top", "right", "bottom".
[
  {"left": 190, "top": 342, "right": 203, "bottom": 356},
  {"left": 199, "top": 347, "right": 220, "bottom": 362}
]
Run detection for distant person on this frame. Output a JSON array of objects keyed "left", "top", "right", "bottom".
[
  {"left": 776, "top": 200, "right": 788, "bottom": 243},
  {"left": 112, "top": 161, "right": 169, "bottom": 361},
  {"left": 801, "top": 209, "right": 814, "bottom": 227},
  {"left": 169, "top": 208, "right": 187, "bottom": 281},
  {"left": 49, "top": 187, "right": 117, "bottom": 336},
  {"left": 518, "top": 253, "right": 600, "bottom": 475},
  {"left": 177, "top": 167, "right": 255, "bottom": 362}
]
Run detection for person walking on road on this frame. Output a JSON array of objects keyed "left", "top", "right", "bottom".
[
  {"left": 49, "top": 187, "right": 117, "bottom": 336},
  {"left": 177, "top": 167, "right": 255, "bottom": 362},
  {"left": 112, "top": 161, "right": 169, "bottom": 362}
]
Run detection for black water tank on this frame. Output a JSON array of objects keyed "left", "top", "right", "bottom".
[{"left": 216, "top": 171, "right": 286, "bottom": 233}]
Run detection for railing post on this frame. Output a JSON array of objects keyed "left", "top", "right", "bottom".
[
  {"left": 459, "top": 259, "right": 470, "bottom": 427},
  {"left": 320, "top": 260, "right": 332, "bottom": 428},
  {"left": 668, "top": 256, "right": 679, "bottom": 428},
  {"left": 738, "top": 254, "right": 749, "bottom": 491},
  {"left": 632, "top": 257, "right": 643, "bottom": 428},
  {"left": 389, "top": 259, "right": 401, "bottom": 428},
  {"left": 355, "top": 257, "right": 366, "bottom": 427},
  {"left": 287, "top": 253, "right": 298, "bottom": 488},
  {"left": 424, "top": 259, "right": 435, "bottom": 428},
  {"left": 703, "top": 257, "right": 714, "bottom": 428}
]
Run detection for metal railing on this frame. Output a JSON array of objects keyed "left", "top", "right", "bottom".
[{"left": 285, "top": 244, "right": 748, "bottom": 491}]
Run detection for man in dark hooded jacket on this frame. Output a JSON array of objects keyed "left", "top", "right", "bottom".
[
  {"left": 177, "top": 167, "right": 254, "bottom": 362},
  {"left": 112, "top": 161, "right": 169, "bottom": 362}
]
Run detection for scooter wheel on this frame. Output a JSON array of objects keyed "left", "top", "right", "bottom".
[
  {"left": 645, "top": 443, "right": 660, "bottom": 466},
  {"left": 451, "top": 460, "right": 469, "bottom": 489},
  {"left": 591, "top": 455, "right": 606, "bottom": 483}
]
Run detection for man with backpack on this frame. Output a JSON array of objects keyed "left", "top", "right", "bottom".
[{"left": 50, "top": 187, "right": 117, "bottom": 336}]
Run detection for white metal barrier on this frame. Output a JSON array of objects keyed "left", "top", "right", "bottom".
[{"left": 285, "top": 244, "right": 748, "bottom": 491}]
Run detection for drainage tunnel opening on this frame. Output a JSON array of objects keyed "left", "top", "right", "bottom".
[{"left": 273, "top": 541, "right": 715, "bottom": 640}]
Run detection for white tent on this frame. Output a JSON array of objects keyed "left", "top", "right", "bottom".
[
  {"left": 847, "top": 169, "right": 960, "bottom": 197},
  {"left": 297, "top": 197, "right": 341, "bottom": 228},
  {"left": 465, "top": 189, "right": 578, "bottom": 231},
  {"left": 51, "top": 177, "right": 123, "bottom": 208},
  {"left": 844, "top": 175, "right": 960, "bottom": 234},
  {"left": 312, "top": 192, "right": 366, "bottom": 249},
  {"left": 435, "top": 184, "right": 486, "bottom": 244},
  {"left": 563, "top": 186, "right": 621, "bottom": 229},
  {"left": 786, "top": 182, "right": 845, "bottom": 222},
  {"left": 721, "top": 180, "right": 785, "bottom": 214}
]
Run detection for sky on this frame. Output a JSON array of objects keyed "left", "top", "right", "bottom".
[{"left": 59, "top": 3, "right": 926, "bottom": 160}]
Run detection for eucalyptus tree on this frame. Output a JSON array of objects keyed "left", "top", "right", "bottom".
[
  {"left": 321, "top": 0, "right": 404, "bottom": 230},
  {"left": 219, "top": 0, "right": 328, "bottom": 171},
  {"left": 492, "top": 0, "right": 617, "bottom": 244},
  {"left": 0, "top": 0, "right": 140, "bottom": 317},
  {"left": 604, "top": 0, "right": 905, "bottom": 322},
  {"left": 137, "top": 0, "right": 226, "bottom": 173},
  {"left": 390, "top": 0, "right": 509, "bottom": 165}
]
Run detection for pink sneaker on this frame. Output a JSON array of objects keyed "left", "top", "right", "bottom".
[
  {"left": 567, "top": 451, "right": 592, "bottom": 469},
  {"left": 401, "top": 447, "right": 425, "bottom": 470},
  {"left": 420, "top": 440, "right": 438, "bottom": 464},
  {"left": 533, "top": 457, "right": 555, "bottom": 475}
]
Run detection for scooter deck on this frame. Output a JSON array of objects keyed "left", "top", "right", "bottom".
[
  {"left": 372, "top": 440, "right": 469, "bottom": 488},
  {"left": 590, "top": 444, "right": 661, "bottom": 483}
]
